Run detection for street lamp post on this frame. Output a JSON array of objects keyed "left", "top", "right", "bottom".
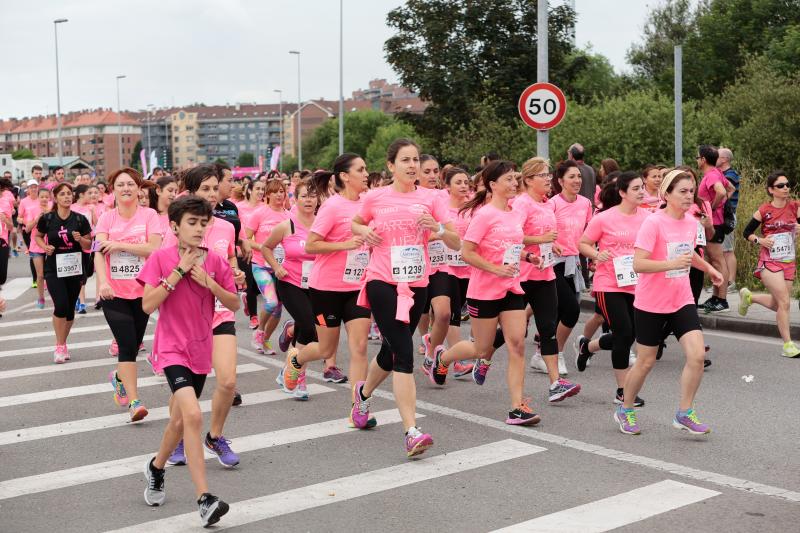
[
  {"left": 146, "top": 104, "right": 154, "bottom": 166},
  {"left": 289, "top": 50, "right": 302, "bottom": 170},
  {"left": 273, "top": 89, "right": 283, "bottom": 174},
  {"left": 116, "top": 75, "right": 126, "bottom": 169},
  {"left": 338, "top": 0, "right": 344, "bottom": 155},
  {"left": 53, "top": 18, "right": 68, "bottom": 166}
]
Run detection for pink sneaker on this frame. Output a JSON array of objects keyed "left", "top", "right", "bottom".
[
  {"left": 63, "top": 345, "right": 70, "bottom": 361},
  {"left": 251, "top": 330, "right": 265, "bottom": 353},
  {"left": 53, "top": 345, "right": 67, "bottom": 364},
  {"left": 404, "top": 427, "right": 433, "bottom": 457},
  {"left": 108, "top": 339, "right": 119, "bottom": 357},
  {"left": 146, "top": 353, "right": 163, "bottom": 376}
]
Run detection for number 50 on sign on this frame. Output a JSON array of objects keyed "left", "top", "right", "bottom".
[{"left": 518, "top": 82, "right": 567, "bottom": 130}]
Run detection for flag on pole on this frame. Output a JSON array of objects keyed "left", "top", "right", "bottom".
[
  {"left": 270, "top": 146, "right": 281, "bottom": 171},
  {"left": 149, "top": 151, "right": 158, "bottom": 174},
  {"left": 139, "top": 149, "right": 148, "bottom": 178},
  {"left": 258, "top": 155, "right": 265, "bottom": 173}
]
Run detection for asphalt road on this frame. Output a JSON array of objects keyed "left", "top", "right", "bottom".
[{"left": 0, "top": 254, "right": 798, "bottom": 532}]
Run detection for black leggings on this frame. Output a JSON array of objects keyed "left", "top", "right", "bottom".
[
  {"left": 595, "top": 291, "right": 636, "bottom": 370},
  {"left": 554, "top": 262, "right": 580, "bottom": 328},
  {"left": 238, "top": 257, "right": 259, "bottom": 318},
  {"left": 45, "top": 274, "right": 82, "bottom": 321},
  {"left": 521, "top": 279, "right": 558, "bottom": 356},
  {"left": 0, "top": 239, "right": 8, "bottom": 286},
  {"left": 367, "top": 280, "right": 427, "bottom": 374},
  {"left": 102, "top": 297, "right": 150, "bottom": 363},
  {"left": 276, "top": 279, "right": 318, "bottom": 345},
  {"left": 22, "top": 230, "right": 36, "bottom": 282}
]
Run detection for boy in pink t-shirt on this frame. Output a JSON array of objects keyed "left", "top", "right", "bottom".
[{"left": 136, "top": 196, "right": 237, "bottom": 527}]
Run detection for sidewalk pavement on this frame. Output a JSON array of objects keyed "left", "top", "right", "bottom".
[{"left": 580, "top": 285, "right": 800, "bottom": 340}]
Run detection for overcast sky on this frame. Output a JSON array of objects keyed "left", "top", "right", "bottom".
[{"left": 0, "top": 0, "right": 661, "bottom": 120}]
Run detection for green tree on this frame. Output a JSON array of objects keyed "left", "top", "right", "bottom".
[
  {"left": 365, "top": 122, "right": 421, "bottom": 174},
  {"left": 130, "top": 141, "right": 142, "bottom": 170},
  {"left": 303, "top": 110, "right": 395, "bottom": 169},
  {"left": 213, "top": 157, "right": 227, "bottom": 165},
  {"left": 237, "top": 152, "right": 255, "bottom": 167},
  {"left": 11, "top": 148, "right": 36, "bottom": 160},
  {"left": 282, "top": 154, "right": 299, "bottom": 174}
]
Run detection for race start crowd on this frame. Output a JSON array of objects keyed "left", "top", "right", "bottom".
[{"left": 1, "top": 139, "right": 797, "bottom": 527}]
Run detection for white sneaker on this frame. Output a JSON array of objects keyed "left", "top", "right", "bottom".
[
  {"left": 558, "top": 352, "right": 568, "bottom": 376},
  {"left": 251, "top": 331, "right": 265, "bottom": 353},
  {"left": 529, "top": 351, "right": 548, "bottom": 373},
  {"left": 53, "top": 345, "right": 67, "bottom": 364},
  {"left": 628, "top": 350, "right": 637, "bottom": 366}
]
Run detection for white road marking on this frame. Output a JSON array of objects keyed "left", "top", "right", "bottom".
[
  {"left": 0, "top": 335, "right": 154, "bottom": 359},
  {"left": 0, "top": 409, "right": 419, "bottom": 500},
  {"left": 1, "top": 277, "right": 32, "bottom": 301},
  {"left": 0, "top": 324, "right": 110, "bottom": 342},
  {"left": 0, "top": 385, "right": 335, "bottom": 446},
  {"left": 105, "top": 439, "right": 543, "bottom": 532},
  {"left": 0, "top": 356, "right": 118, "bottom": 379},
  {"left": 0, "top": 363, "right": 264, "bottom": 408},
  {"left": 491, "top": 480, "right": 720, "bottom": 532},
  {"left": 0, "top": 312, "right": 103, "bottom": 328}
]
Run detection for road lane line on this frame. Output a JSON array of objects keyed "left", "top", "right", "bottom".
[
  {"left": 491, "top": 480, "right": 720, "bottom": 532},
  {"left": 0, "top": 312, "right": 103, "bottom": 328},
  {"left": 0, "top": 409, "right": 421, "bottom": 500},
  {"left": 0, "top": 324, "right": 111, "bottom": 342},
  {"left": 238, "top": 347, "right": 800, "bottom": 504},
  {"left": 0, "top": 363, "right": 264, "bottom": 408},
  {"left": 105, "top": 439, "right": 543, "bottom": 533},
  {"left": 0, "top": 385, "right": 335, "bottom": 446},
  {"left": 1, "top": 277, "right": 32, "bottom": 301},
  {"left": 0, "top": 335, "right": 154, "bottom": 359},
  {"left": 0, "top": 356, "right": 118, "bottom": 379}
]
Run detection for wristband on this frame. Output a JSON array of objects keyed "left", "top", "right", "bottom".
[
  {"left": 525, "top": 252, "right": 533, "bottom": 263},
  {"left": 435, "top": 222, "right": 445, "bottom": 237},
  {"left": 754, "top": 237, "right": 759, "bottom": 245},
  {"left": 159, "top": 278, "right": 175, "bottom": 292},
  {"left": 174, "top": 266, "right": 185, "bottom": 278}
]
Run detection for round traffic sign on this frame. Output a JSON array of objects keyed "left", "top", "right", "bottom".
[{"left": 518, "top": 82, "right": 567, "bottom": 130}]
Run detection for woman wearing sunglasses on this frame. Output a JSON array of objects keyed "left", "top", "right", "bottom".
[{"left": 738, "top": 171, "right": 800, "bottom": 358}]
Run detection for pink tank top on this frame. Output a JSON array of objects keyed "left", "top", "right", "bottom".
[{"left": 281, "top": 213, "right": 316, "bottom": 289}]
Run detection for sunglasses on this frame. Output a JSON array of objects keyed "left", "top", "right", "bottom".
[{"left": 772, "top": 182, "right": 790, "bottom": 189}]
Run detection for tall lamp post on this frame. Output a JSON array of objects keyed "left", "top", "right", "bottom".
[
  {"left": 289, "top": 50, "right": 302, "bottom": 170},
  {"left": 53, "top": 18, "right": 68, "bottom": 166},
  {"left": 146, "top": 104, "right": 154, "bottom": 164},
  {"left": 338, "top": 0, "right": 344, "bottom": 155},
  {"left": 273, "top": 89, "right": 283, "bottom": 173},
  {"left": 115, "top": 75, "right": 126, "bottom": 169}
]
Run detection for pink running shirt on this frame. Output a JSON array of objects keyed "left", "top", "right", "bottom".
[
  {"left": 511, "top": 193, "right": 557, "bottom": 282},
  {"left": 309, "top": 193, "right": 367, "bottom": 292},
  {"left": 698, "top": 167, "right": 727, "bottom": 225},
  {"left": 442, "top": 203, "right": 471, "bottom": 279},
  {"left": 552, "top": 193, "right": 592, "bottom": 257},
  {"left": 582, "top": 207, "right": 649, "bottom": 294},
  {"left": 279, "top": 213, "right": 316, "bottom": 289},
  {"left": 247, "top": 206, "right": 288, "bottom": 267}
]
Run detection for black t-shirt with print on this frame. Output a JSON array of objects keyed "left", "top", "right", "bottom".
[{"left": 36, "top": 211, "right": 91, "bottom": 277}]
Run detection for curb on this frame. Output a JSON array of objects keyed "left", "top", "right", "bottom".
[{"left": 580, "top": 296, "right": 800, "bottom": 340}]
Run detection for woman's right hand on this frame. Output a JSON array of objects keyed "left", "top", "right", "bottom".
[
  {"left": 275, "top": 267, "right": 288, "bottom": 279},
  {"left": 541, "top": 230, "right": 557, "bottom": 243},
  {"left": 759, "top": 237, "right": 774, "bottom": 249},
  {"left": 669, "top": 253, "right": 692, "bottom": 271},
  {"left": 97, "top": 281, "right": 114, "bottom": 300},
  {"left": 360, "top": 228, "right": 382, "bottom": 247},
  {"left": 345, "top": 235, "right": 366, "bottom": 250}
]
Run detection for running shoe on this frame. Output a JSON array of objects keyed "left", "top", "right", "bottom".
[
  {"left": 248, "top": 316, "right": 259, "bottom": 329},
  {"left": 529, "top": 351, "right": 548, "bottom": 373},
  {"left": 197, "top": 493, "right": 229, "bottom": 527},
  {"left": 129, "top": 399, "right": 148, "bottom": 422},
  {"left": 143, "top": 458, "right": 166, "bottom": 506},
  {"left": 506, "top": 397, "right": 541, "bottom": 426},
  {"left": 278, "top": 319, "right": 295, "bottom": 352},
  {"left": 204, "top": 433, "right": 240, "bottom": 467},
  {"left": 421, "top": 333, "right": 432, "bottom": 358},
  {"left": 368, "top": 322, "right": 381, "bottom": 340},
  {"left": 64, "top": 345, "right": 70, "bottom": 361},
  {"left": 263, "top": 339, "right": 276, "bottom": 356},
  {"left": 452, "top": 359, "right": 474, "bottom": 377},
  {"left": 348, "top": 415, "right": 378, "bottom": 429},
  {"left": 557, "top": 352, "right": 568, "bottom": 375},
  {"left": 421, "top": 355, "right": 433, "bottom": 376},
  {"left": 704, "top": 298, "right": 730, "bottom": 314},
  {"left": 738, "top": 287, "right": 752, "bottom": 316},
  {"left": 139, "top": 342, "right": 146, "bottom": 352},
  {"left": 53, "top": 345, "right": 67, "bottom": 364},
  {"left": 533, "top": 332, "right": 541, "bottom": 347},
  {"left": 232, "top": 389, "right": 243, "bottom": 406},
  {"left": 294, "top": 372, "right": 309, "bottom": 400},
  {"left": 460, "top": 302, "right": 469, "bottom": 323},
  {"left": 108, "top": 339, "right": 119, "bottom": 357},
  {"left": 614, "top": 389, "right": 645, "bottom": 407},
  {"left": 417, "top": 342, "right": 426, "bottom": 355},
  {"left": 281, "top": 352, "right": 302, "bottom": 393},
  {"left": 31, "top": 281, "right": 37, "bottom": 289},
  {"left": 704, "top": 359, "right": 712, "bottom": 368},
  {"left": 672, "top": 409, "right": 711, "bottom": 434},
  {"left": 240, "top": 291, "right": 250, "bottom": 317},
  {"left": 77, "top": 303, "right": 87, "bottom": 314},
  {"left": 574, "top": 335, "right": 592, "bottom": 372},
  {"left": 429, "top": 345, "right": 448, "bottom": 386},
  {"left": 614, "top": 406, "right": 641, "bottom": 435},
  {"left": 472, "top": 358, "right": 492, "bottom": 385},
  {"left": 323, "top": 366, "right": 348, "bottom": 383},
  {"left": 36, "top": 297, "right": 45, "bottom": 309},
  {"left": 75, "top": 300, "right": 81, "bottom": 312},
  {"left": 166, "top": 440, "right": 186, "bottom": 466},
  {"left": 781, "top": 341, "right": 800, "bottom": 358},
  {"left": 109, "top": 370, "right": 128, "bottom": 407},
  {"left": 548, "top": 378, "right": 581, "bottom": 402},
  {"left": 10, "top": 248, "right": 17, "bottom": 257},
  {"left": 404, "top": 426, "right": 433, "bottom": 457},
  {"left": 349, "top": 381, "right": 371, "bottom": 429},
  {"left": 251, "top": 330, "right": 265, "bottom": 353}
]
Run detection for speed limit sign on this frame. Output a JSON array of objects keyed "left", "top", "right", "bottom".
[{"left": 518, "top": 82, "right": 567, "bottom": 130}]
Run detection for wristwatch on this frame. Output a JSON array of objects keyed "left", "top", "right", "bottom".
[{"left": 754, "top": 237, "right": 759, "bottom": 245}]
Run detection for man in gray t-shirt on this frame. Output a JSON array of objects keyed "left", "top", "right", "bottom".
[{"left": 567, "top": 143, "right": 596, "bottom": 206}]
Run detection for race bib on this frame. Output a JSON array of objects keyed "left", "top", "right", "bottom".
[
  {"left": 503, "top": 244, "right": 524, "bottom": 274},
  {"left": 665, "top": 242, "right": 692, "bottom": 279},
  {"left": 539, "top": 242, "right": 555, "bottom": 270},
  {"left": 427, "top": 240, "right": 446, "bottom": 268},
  {"left": 695, "top": 221, "right": 707, "bottom": 247},
  {"left": 300, "top": 260, "right": 314, "bottom": 289},
  {"left": 612, "top": 254, "right": 637, "bottom": 287},
  {"left": 274, "top": 244, "right": 285, "bottom": 265},
  {"left": 343, "top": 250, "right": 369, "bottom": 284},
  {"left": 56, "top": 252, "right": 83, "bottom": 278},
  {"left": 446, "top": 246, "right": 467, "bottom": 267},
  {"left": 770, "top": 232, "right": 795, "bottom": 261},
  {"left": 391, "top": 245, "right": 425, "bottom": 282},
  {"left": 109, "top": 251, "right": 143, "bottom": 280}
]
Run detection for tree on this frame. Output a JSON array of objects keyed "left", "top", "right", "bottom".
[
  {"left": 282, "top": 154, "right": 298, "bottom": 174},
  {"left": 213, "top": 157, "right": 227, "bottom": 165},
  {"left": 365, "top": 122, "right": 422, "bottom": 174},
  {"left": 302, "top": 110, "right": 395, "bottom": 170},
  {"left": 385, "top": 0, "right": 581, "bottom": 137},
  {"left": 130, "top": 141, "right": 142, "bottom": 170},
  {"left": 237, "top": 152, "right": 255, "bottom": 167},
  {"left": 11, "top": 148, "right": 36, "bottom": 160}
]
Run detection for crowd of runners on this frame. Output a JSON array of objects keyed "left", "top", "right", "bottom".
[{"left": 1, "top": 139, "right": 797, "bottom": 527}]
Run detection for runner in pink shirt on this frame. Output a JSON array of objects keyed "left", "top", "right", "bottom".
[
  {"left": 349, "top": 139, "right": 459, "bottom": 457},
  {"left": 137, "top": 195, "right": 236, "bottom": 526},
  {"left": 245, "top": 180, "right": 289, "bottom": 354},
  {"left": 94, "top": 168, "right": 162, "bottom": 422},
  {"left": 147, "top": 176, "right": 178, "bottom": 243},
  {"left": 25, "top": 188, "right": 53, "bottom": 307},
  {"left": 19, "top": 179, "right": 42, "bottom": 286},
  {"left": 551, "top": 160, "right": 593, "bottom": 374},
  {"left": 414, "top": 154, "right": 443, "bottom": 348},
  {"left": 71, "top": 184, "right": 103, "bottom": 314},
  {"left": 615, "top": 169, "right": 722, "bottom": 436},
  {"left": 234, "top": 179, "right": 265, "bottom": 328},
  {"left": 577, "top": 172, "right": 648, "bottom": 405},
  {"left": 298, "top": 156, "right": 372, "bottom": 390},
  {"left": 640, "top": 164, "right": 663, "bottom": 213},
  {"left": 162, "top": 165, "right": 245, "bottom": 468}
]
